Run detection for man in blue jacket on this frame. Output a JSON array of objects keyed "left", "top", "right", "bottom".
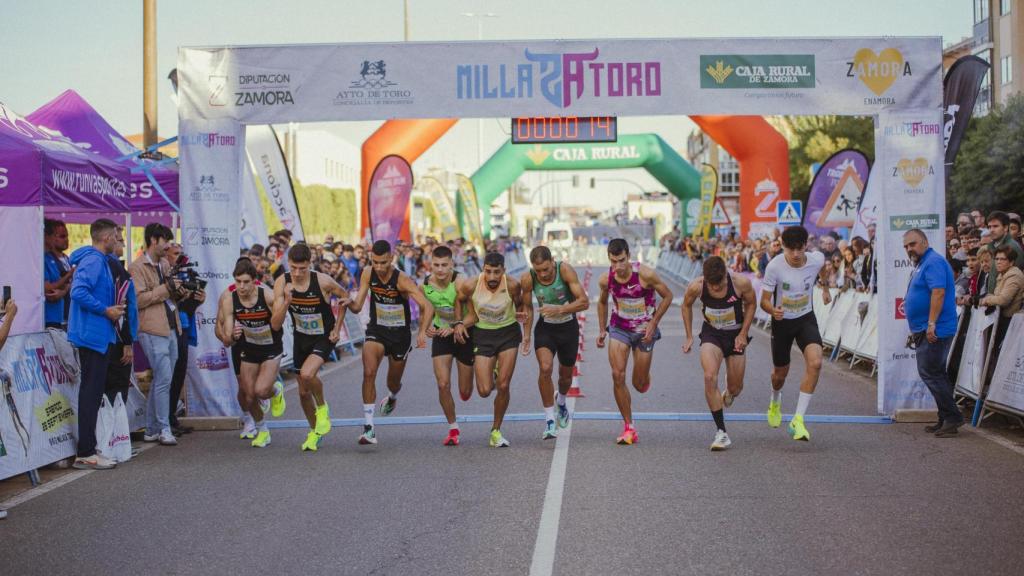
[{"left": 69, "top": 218, "right": 126, "bottom": 470}]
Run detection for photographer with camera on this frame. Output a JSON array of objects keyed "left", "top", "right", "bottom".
[
  {"left": 165, "top": 242, "right": 205, "bottom": 436},
  {"left": 129, "top": 223, "right": 183, "bottom": 447}
]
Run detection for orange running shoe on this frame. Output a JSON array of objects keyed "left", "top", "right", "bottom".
[
  {"left": 616, "top": 425, "right": 639, "bottom": 445},
  {"left": 443, "top": 428, "right": 460, "bottom": 446}
]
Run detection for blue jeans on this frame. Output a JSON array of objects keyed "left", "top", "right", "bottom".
[
  {"left": 139, "top": 332, "right": 178, "bottom": 436},
  {"left": 915, "top": 335, "right": 963, "bottom": 425}
]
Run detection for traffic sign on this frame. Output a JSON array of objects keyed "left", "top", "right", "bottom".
[
  {"left": 776, "top": 200, "right": 802, "bottom": 226},
  {"left": 710, "top": 198, "right": 731, "bottom": 226}
]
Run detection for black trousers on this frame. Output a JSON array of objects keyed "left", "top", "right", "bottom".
[
  {"left": 76, "top": 346, "right": 108, "bottom": 458},
  {"left": 169, "top": 330, "right": 189, "bottom": 426},
  {"left": 104, "top": 343, "right": 132, "bottom": 404}
]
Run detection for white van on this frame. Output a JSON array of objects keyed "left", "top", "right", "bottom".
[{"left": 542, "top": 221, "right": 574, "bottom": 260}]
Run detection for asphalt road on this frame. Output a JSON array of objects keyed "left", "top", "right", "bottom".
[{"left": 3, "top": 267, "right": 1023, "bottom": 575}]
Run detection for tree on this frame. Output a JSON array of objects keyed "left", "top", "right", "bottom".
[
  {"left": 257, "top": 178, "right": 357, "bottom": 243},
  {"left": 947, "top": 93, "right": 1024, "bottom": 217},
  {"left": 771, "top": 115, "right": 875, "bottom": 203}
]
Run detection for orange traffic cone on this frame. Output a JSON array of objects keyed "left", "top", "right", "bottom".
[{"left": 567, "top": 375, "right": 585, "bottom": 398}]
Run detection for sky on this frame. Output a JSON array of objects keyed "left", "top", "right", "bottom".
[{"left": 1, "top": 0, "right": 973, "bottom": 209}]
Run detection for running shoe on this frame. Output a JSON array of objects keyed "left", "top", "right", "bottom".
[
  {"left": 259, "top": 397, "right": 270, "bottom": 415},
  {"left": 379, "top": 395, "right": 397, "bottom": 416},
  {"left": 616, "top": 426, "right": 639, "bottom": 445},
  {"left": 767, "top": 400, "right": 782, "bottom": 428},
  {"left": 710, "top": 430, "right": 731, "bottom": 451},
  {"left": 240, "top": 422, "right": 257, "bottom": 440},
  {"left": 270, "top": 380, "right": 286, "bottom": 418},
  {"left": 252, "top": 430, "right": 271, "bottom": 448},
  {"left": 443, "top": 428, "right": 460, "bottom": 447},
  {"left": 300, "top": 430, "right": 321, "bottom": 452},
  {"left": 788, "top": 414, "right": 810, "bottom": 441},
  {"left": 358, "top": 424, "right": 377, "bottom": 445},
  {"left": 557, "top": 403, "right": 570, "bottom": 429},
  {"left": 314, "top": 403, "right": 331, "bottom": 435},
  {"left": 489, "top": 429, "right": 510, "bottom": 448},
  {"left": 722, "top": 389, "right": 735, "bottom": 408},
  {"left": 542, "top": 420, "right": 558, "bottom": 440}
]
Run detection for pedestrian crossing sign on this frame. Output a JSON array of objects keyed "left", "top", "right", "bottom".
[
  {"left": 776, "top": 200, "right": 802, "bottom": 226},
  {"left": 710, "top": 198, "right": 731, "bottom": 225}
]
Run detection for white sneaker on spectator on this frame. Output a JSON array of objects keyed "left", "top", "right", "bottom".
[
  {"left": 143, "top": 432, "right": 160, "bottom": 442},
  {"left": 158, "top": 430, "right": 178, "bottom": 446},
  {"left": 0, "top": 508, "right": 7, "bottom": 520},
  {"left": 72, "top": 454, "right": 117, "bottom": 470}
]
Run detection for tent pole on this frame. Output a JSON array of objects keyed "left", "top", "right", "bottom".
[{"left": 125, "top": 213, "right": 132, "bottom": 261}]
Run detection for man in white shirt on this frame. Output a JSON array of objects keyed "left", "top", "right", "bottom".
[{"left": 760, "top": 226, "right": 832, "bottom": 442}]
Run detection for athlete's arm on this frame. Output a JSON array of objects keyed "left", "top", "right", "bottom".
[
  {"left": 454, "top": 278, "right": 476, "bottom": 344},
  {"left": 560, "top": 262, "right": 591, "bottom": 315},
  {"left": 317, "top": 272, "right": 349, "bottom": 342},
  {"left": 734, "top": 274, "right": 757, "bottom": 352},
  {"left": 760, "top": 262, "right": 784, "bottom": 320},
  {"left": 519, "top": 271, "right": 535, "bottom": 348},
  {"left": 399, "top": 272, "right": 433, "bottom": 349},
  {"left": 420, "top": 283, "right": 439, "bottom": 338},
  {"left": 346, "top": 268, "right": 371, "bottom": 313},
  {"left": 270, "top": 275, "right": 290, "bottom": 332},
  {"left": 817, "top": 259, "right": 833, "bottom": 305},
  {"left": 215, "top": 289, "right": 236, "bottom": 347},
  {"left": 596, "top": 273, "right": 610, "bottom": 348},
  {"left": 640, "top": 265, "right": 674, "bottom": 344},
  {"left": 681, "top": 278, "right": 701, "bottom": 353},
  {"left": 508, "top": 275, "right": 530, "bottom": 356}
]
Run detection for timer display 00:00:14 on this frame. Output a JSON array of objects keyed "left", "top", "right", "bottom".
[{"left": 511, "top": 116, "right": 617, "bottom": 144}]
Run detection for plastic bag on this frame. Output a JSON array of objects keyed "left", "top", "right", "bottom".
[
  {"left": 95, "top": 396, "right": 115, "bottom": 460},
  {"left": 110, "top": 394, "right": 133, "bottom": 463}
]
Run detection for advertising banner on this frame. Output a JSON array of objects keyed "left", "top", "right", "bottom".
[
  {"left": 239, "top": 160, "right": 268, "bottom": 250},
  {"left": 421, "top": 176, "right": 459, "bottom": 240},
  {"left": 0, "top": 331, "right": 79, "bottom": 480},
  {"left": 367, "top": 155, "right": 413, "bottom": 246},
  {"left": 0, "top": 206, "right": 44, "bottom": 335},
  {"left": 942, "top": 55, "right": 990, "bottom": 181},
  {"left": 984, "top": 314, "right": 1024, "bottom": 416},
  {"left": 954, "top": 307, "right": 998, "bottom": 396},
  {"left": 696, "top": 164, "right": 718, "bottom": 239},
  {"left": 456, "top": 174, "right": 484, "bottom": 247},
  {"left": 875, "top": 110, "right": 946, "bottom": 414},
  {"left": 180, "top": 118, "right": 243, "bottom": 416},
  {"left": 247, "top": 125, "right": 303, "bottom": 241},
  {"left": 177, "top": 38, "right": 942, "bottom": 122},
  {"left": 803, "top": 149, "right": 870, "bottom": 237}
]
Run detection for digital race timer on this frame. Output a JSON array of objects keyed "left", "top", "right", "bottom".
[{"left": 511, "top": 116, "right": 617, "bottom": 144}]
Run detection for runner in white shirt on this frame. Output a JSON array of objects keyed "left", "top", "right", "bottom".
[{"left": 760, "top": 226, "right": 832, "bottom": 442}]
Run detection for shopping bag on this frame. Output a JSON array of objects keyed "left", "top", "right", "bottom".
[
  {"left": 110, "top": 394, "right": 133, "bottom": 463},
  {"left": 126, "top": 373, "right": 147, "bottom": 432},
  {"left": 95, "top": 396, "right": 116, "bottom": 460}
]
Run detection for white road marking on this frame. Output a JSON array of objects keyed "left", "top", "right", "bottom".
[{"left": 529, "top": 397, "right": 576, "bottom": 576}]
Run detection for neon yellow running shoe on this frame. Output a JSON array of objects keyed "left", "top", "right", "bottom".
[
  {"left": 788, "top": 414, "right": 810, "bottom": 441},
  {"left": 767, "top": 401, "right": 782, "bottom": 428},
  {"left": 489, "top": 429, "right": 510, "bottom": 448},
  {"left": 300, "top": 430, "right": 322, "bottom": 452},
  {"left": 314, "top": 403, "right": 331, "bottom": 435},
  {"left": 270, "top": 380, "right": 286, "bottom": 418},
  {"left": 251, "top": 429, "right": 271, "bottom": 448}
]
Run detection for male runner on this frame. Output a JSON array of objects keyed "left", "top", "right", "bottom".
[
  {"left": 520, "top": 246, "right": 589, "bottom": 439},
  {"left": 596, "top": 238, "right": 673, "bottom": 445},
  {"left": 213, "top": 258, "right": 260, "bottom": 440},
  {"left": 681, "top": 255, "right": 757, "bottom": 450},
  {"left": 216, "top": 259, "right": 286, "bottom": 448},
  {"left": 760, "top": 225, "right": 832, "bottom": 441},
  {"left": 347, "top": 240, "right": 432, "bottom": 446},
  {"left": 422, "top": 245, "right": 475, "bottom": 446},
  {"left": 273, "top": 244, "right": 350, "bottom": 451},
  {"left": 455, "top": 252, "right": 526, "bottom": 448}
]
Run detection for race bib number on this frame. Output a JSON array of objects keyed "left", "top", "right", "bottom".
[
  {"left": 479, "top": 303, "right": 510, "bottom": 325},
  {"left": 542, "top": 307, "right": 573, "bottom": 325},
  {"left": 435, "top": 306, "right": 457, "bottom": 328},
  {"left": 295, "top": 312, "right": 325, "bottom": 335},
  {"left": 375, "top": 302, "right": 407, "bottom": 328},
  {"left": 781, "top": 293, "right": 810, "bottom": 315},
  {"left": 241, "top": 323, "right": 274, "bottom": 346},
  {"left": 705, "top": 307, "right": 738, "bottom": 330},
  {"left": 616, "top": 297, "right": 649, "bottom": 320}
]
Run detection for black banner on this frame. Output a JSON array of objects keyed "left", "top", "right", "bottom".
[{"left": 943, "top": 55, "right": 990, "bottom": 181}]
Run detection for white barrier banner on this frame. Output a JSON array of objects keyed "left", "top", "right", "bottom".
[
  {"left": 876, "top": 110, "right": 947, "bottom": 414},
  {"left": 180, "top": 118, "right": 243, "bottom": 416},
  {"left": 247, "top": 125, "right": 303, "bottom": 241},
  {"left": 239, "top": 159, "right": 268, "bottom": 250},
  {"left": 0, "top": 206, "right": 44, "bottom": 335},
  {"left": 985, "top": 314, "right": 1024, "bottom": 413},
  {"left": 0, "top": 332, "right": 79, "bottom": 480},
  {"left": 954, "top": 308, "right": 997, "bottom": 396}
]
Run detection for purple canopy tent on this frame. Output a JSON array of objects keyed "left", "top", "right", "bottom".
[
  {"left": 27, "top": 90, "right": 179, "bottom": 226},
  {"left": 0, "top": 100, "right": 131, "bottom": 334}
]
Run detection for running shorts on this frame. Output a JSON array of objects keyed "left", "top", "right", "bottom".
[
  {"left": 534, "top": 318, "right": 581, "bottom": 367},
  {"left": 770, "top": 312, "right": 822, "bottom": 367},
  {"left": 366, "top": 326, "right": 413, "bottom": 362},
  {"left": 431, "top": 334, "right": 475, "bottom": 365},
  {"left": 472, "top": 323, "right": 522, "bottom": 358}
]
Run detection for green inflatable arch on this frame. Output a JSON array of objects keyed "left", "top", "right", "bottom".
[{"left": 470, "top": 134, "right": 701, "bottom": 237}]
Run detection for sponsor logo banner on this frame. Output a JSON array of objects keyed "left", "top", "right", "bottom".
[
  {"left": 700, "top": 54, "right": 815, "bottom": 89},
  {"left": 889, "top": 213, "right": 940, "bottom": 231},
  {"left": 846, "top": 47, "right": 914, "bottom": 105}
]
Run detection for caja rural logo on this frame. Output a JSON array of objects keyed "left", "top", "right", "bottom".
[
  {"left": 846, "top": 48, "right": 912, "bottom": 104},
  {"left": 701, "top": 55, "right": 815, "bottom": 89}
]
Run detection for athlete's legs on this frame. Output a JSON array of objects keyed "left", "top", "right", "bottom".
[
  {"left": 771, "top": 364, "right": 790, "bottom": 392},
  {"left": 699, "top": 343, "right": 725, "bottom": 412},
  {"left": 630, "top": 347, "right": 654, "bottom": 393},
  {"left": 724, "top": 354, "right": 746, "bottom": 399},
  {"left": 536, "top": 347, "right": 556, "bottom": 408},
  {"left": 608, "top": 339, "right": 633, "bottom": 424},
  {"left": 385, "top": 356, "right": 407, "bottom": 397},
  {"left": 556, "top": 363, "right": 574, "bottom": 397},
  {"left": 360, "top": 341, "right": 386, "bottom": 406},
  {"left": 238, "top": 362, "right": 262, "bottom": 421},
  {"left": 492, "top": 346, "right": 518, "bottom": 430},
  {"left": 434, "top": 355, "right": 456, "bottom": 424},
  {"left": 800, "top": 344, "right": 824, "bottom": 393},
  {"left": 253, "top": 358, "right": 282, "bottom": 401},
  {"left": 298, "top": 355, "right": 327, "bottom": 428},
  {"left": 456, "top": 361, "right": 474, "bottom": 402},
  {"left": 474, "top": 355, "right": 497, "bottom": 397}
]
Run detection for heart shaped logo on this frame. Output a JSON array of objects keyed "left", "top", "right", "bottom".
[
  {"left": 852, "top": 48, "right": 904, "bottom": 95},
  {"left": 896, "top": 158, "right": 930, "bottom": 187}
]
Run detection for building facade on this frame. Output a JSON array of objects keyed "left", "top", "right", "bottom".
[{"left": 971, "top": 0, "right": 1022, "bottom": 114}]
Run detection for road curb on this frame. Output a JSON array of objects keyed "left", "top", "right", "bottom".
[
  {"left": 893, "top": 409, "right": 936, "bottom": 423},
  {"left": 178, "top": 416, "right": 241, "bottom": 430}
]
